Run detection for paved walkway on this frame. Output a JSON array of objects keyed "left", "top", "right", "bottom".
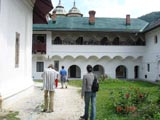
[{"left": 3, "top": 83, "right": 84, "bottom": 120}]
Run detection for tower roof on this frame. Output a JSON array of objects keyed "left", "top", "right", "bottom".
[
  {"left": 66, "top": 1, "right": 83, "bottom": 17},
  {"left": 53, "top": 0, "right": 66, "bottom": 16}
]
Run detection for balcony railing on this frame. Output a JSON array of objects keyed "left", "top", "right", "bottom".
[
  {"left": 32, "top": 43, "right": 46, "bottom": 54},
  {"left": 47, "top": 45, "right": 145, "bottom": 59}
]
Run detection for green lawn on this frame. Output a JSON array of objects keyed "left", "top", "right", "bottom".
[
  {"left": 0, "top": 111, "right": 20, "bottom": 120},
  {"left": 69, "top": 79, "right": 160, "bottom": 120}
]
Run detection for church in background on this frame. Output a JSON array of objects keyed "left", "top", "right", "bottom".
[{"left": 32, "top": 0, "right": 160, "bottom": 82}]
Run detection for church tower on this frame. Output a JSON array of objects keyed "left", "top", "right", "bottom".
[
  {"left": 66, "top": 0, "right": 83, "bottom": 17},
  {"left": 52, "top": 0, "right": 67, "bottom": 16}
]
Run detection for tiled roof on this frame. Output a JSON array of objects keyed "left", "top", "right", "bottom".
[
  {"left": 144, "top": 19, "right": 160, "bottom": 32},
  {"left": 33, "top": 16, "right": 149, "bottom": 32}
]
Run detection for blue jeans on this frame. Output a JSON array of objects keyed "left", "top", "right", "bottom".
[{"left": 84, "top": 92, "right": 96, "bottom": 120}]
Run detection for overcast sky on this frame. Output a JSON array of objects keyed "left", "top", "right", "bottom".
[{"left": 51, "top": 0, "right": 160, "bottom": 18}]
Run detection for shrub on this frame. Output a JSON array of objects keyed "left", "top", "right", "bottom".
[
  {"left": 99, "top": 74, "right": 108, "bottom": 82},
  {"left": 110, "top": 87, "right": 149, "bottom": 115}
]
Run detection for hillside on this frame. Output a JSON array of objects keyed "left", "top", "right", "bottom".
[{"left": 138, "top": 11, "right": 160, "bottom": 23}]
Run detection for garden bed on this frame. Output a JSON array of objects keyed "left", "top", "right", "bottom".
[{"left": 69, "top": 79, "right": 160, "bottom": 120}]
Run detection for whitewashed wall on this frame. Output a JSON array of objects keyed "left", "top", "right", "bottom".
[
  {"left": 32, "top": 31, "right": 145, "bottom": 80},
  {"left": 32, "top": 55, "right": 143, "bottom": 80},
  {"left": 0, "top": 0, "right": 33, "bottom": 98},
  {"left": 144, "top": 27, "right": 160, "bottom": 81}
]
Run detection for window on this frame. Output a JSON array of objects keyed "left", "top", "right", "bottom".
[
  {"left": 116, "top": 65, "right": 127, "bottom": 78},
  {"left": 136, "top": 38, "right": 145, "bottom": 45},
  {"left": 33, "top": 34, "right": 46, "bottom": 43},
  {"left": 15, "top": 32, "right": 20, "bottom": 68},
  {"left": 54, "top": 61, "right": 59, "bottom": 71},
  {"left": 76, "top": 37, "right": 83, "bottom": 45},
  {"left": 32, "top": 34, "right": 46, "bottom": 54},
  {"left": 36, "top": 62, "right": 44, "bottom": 72},
  {"left": 147, "top": 64, "right": 150, "bottom": 72},
  {"left": 54, "top": 37, "right": 62, "bottom": 44},
  {"left": 154, "top": 35, "right": 158, "bottom": 44},
  {"left": 100, "top": 37, "right": 109, "bottom": 45},
  {"left": 93, "top": 65, "right": 99, "bottom": 71},
  {"left": 112, "top": 37, "right": 120, "bottom": 45}
]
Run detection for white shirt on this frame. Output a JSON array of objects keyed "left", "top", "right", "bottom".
[{"left": 42, "top": 68, "right": 59, "bottom": 91}]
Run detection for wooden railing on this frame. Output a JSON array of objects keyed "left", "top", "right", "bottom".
[{"left": 32, "top": 43, "right": 46, "bottom": 54}]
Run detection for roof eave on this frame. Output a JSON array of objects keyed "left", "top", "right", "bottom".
[
  {"left": 33, "top": 28, "right": 142, "bottom": 33},
  {"left": 144, "top": 25, "right": 160, "bottom": 33}
]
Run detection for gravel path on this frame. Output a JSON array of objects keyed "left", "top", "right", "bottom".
[{"left": 3, "top": 83, "right": 84, "bottom": 120}]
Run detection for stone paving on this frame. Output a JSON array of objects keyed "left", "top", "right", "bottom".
[{"left": 2, "top": 83, "right": 84, "bottom": 120}]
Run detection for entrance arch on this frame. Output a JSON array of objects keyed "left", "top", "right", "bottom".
[
  {"left": 93, "top": 65, "right": 104, "bottom": 77},
  {"left": 116, "top": 65, "right": 127, "bottom": 79},
  {"left": 68, "top": 65, "right": 81, "bottom": 78}
]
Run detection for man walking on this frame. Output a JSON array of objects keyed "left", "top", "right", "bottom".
[
  {"left": 42, "top": 64, "right": 58, "bottom": 112},
  {"left": 60, "top": 66, "right": 67, "bottom": 88}
]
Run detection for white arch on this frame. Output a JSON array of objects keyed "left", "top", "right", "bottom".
[
  {"left": 68, "top": 64, "right": 81, "bottom": 78},
  {"left": 63, "top": 55, "right": 74, "bottom": 60},
  {"left": 124, "top": 56, "right": 135, "bottom": 60},
  {"left": 75, "top": 55, "right": 87, "bottom": 60},
  {"left": 51, "top": 55, "right": 62, "bottom": 60},
  {"left": 112, "top": 56, "right": 123, "bottom": 60},
  {"left": 87, "top": 55, "right": 99, "bottom": 60},
  {"left": 100, "top": 56, "right": 111, "bottom": 60},
  {"left": 115, "top": 65, "right": 127, "bottom": 79}
]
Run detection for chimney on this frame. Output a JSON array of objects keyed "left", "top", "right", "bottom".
[
  {"left": 89, "top": 10, "right": 96, "bottom": 25},
  {"left": 126, "top": 14, "right": 131, "bottom": 25},
  {"left": 51, "top": 11, "right": 56, "bottom": 23}
]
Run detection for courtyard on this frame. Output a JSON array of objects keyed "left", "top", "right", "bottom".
[{"left": 1, "top": 82, "right": 84, "bottom": 120}]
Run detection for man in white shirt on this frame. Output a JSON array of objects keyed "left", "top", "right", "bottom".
[{"left": 42, "top": 64, "right": 59, "bottom": 112}]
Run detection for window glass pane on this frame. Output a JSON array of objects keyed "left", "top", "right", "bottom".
[
  {"left": 154, "top": 35, "right": 158, "bottom": 44},
  {"left": 147, "top": 64, "right": 150, "bottom": 72},
  {"left": 36, "top": 62, "right": 44, "bottom": 72},
  {"left": 54, "top": 61, "right": 59, "bottom": 71}
]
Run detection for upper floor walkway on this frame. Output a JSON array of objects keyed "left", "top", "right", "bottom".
[{"left": 33, "top": 45, "right": 146, "bottom": 60}]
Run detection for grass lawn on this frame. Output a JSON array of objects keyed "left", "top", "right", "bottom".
[
  {"left": 69, "top": 79, "right": 160, "bottom": 120},
  {"left": 0, "top": 111, "right": 20, "bottom": 120}
]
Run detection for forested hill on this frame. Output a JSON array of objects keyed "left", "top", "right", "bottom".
[{"left": 138, "top": 11, "right": 160, "bottom": 23}]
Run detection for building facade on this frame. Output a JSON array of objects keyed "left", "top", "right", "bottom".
[
  {"left": 0, "top": 0, "right": 53, "bottom": 99},
  {"left": 32, "top": 1, "right": 160, "bottom": 82}
]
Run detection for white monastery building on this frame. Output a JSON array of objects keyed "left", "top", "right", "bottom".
[
  {"left": 32, "top": 0, "right": 160, "bottom": 82},
  {"left": 0, "top": 0, "right": 53, "bottom": 99}
]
